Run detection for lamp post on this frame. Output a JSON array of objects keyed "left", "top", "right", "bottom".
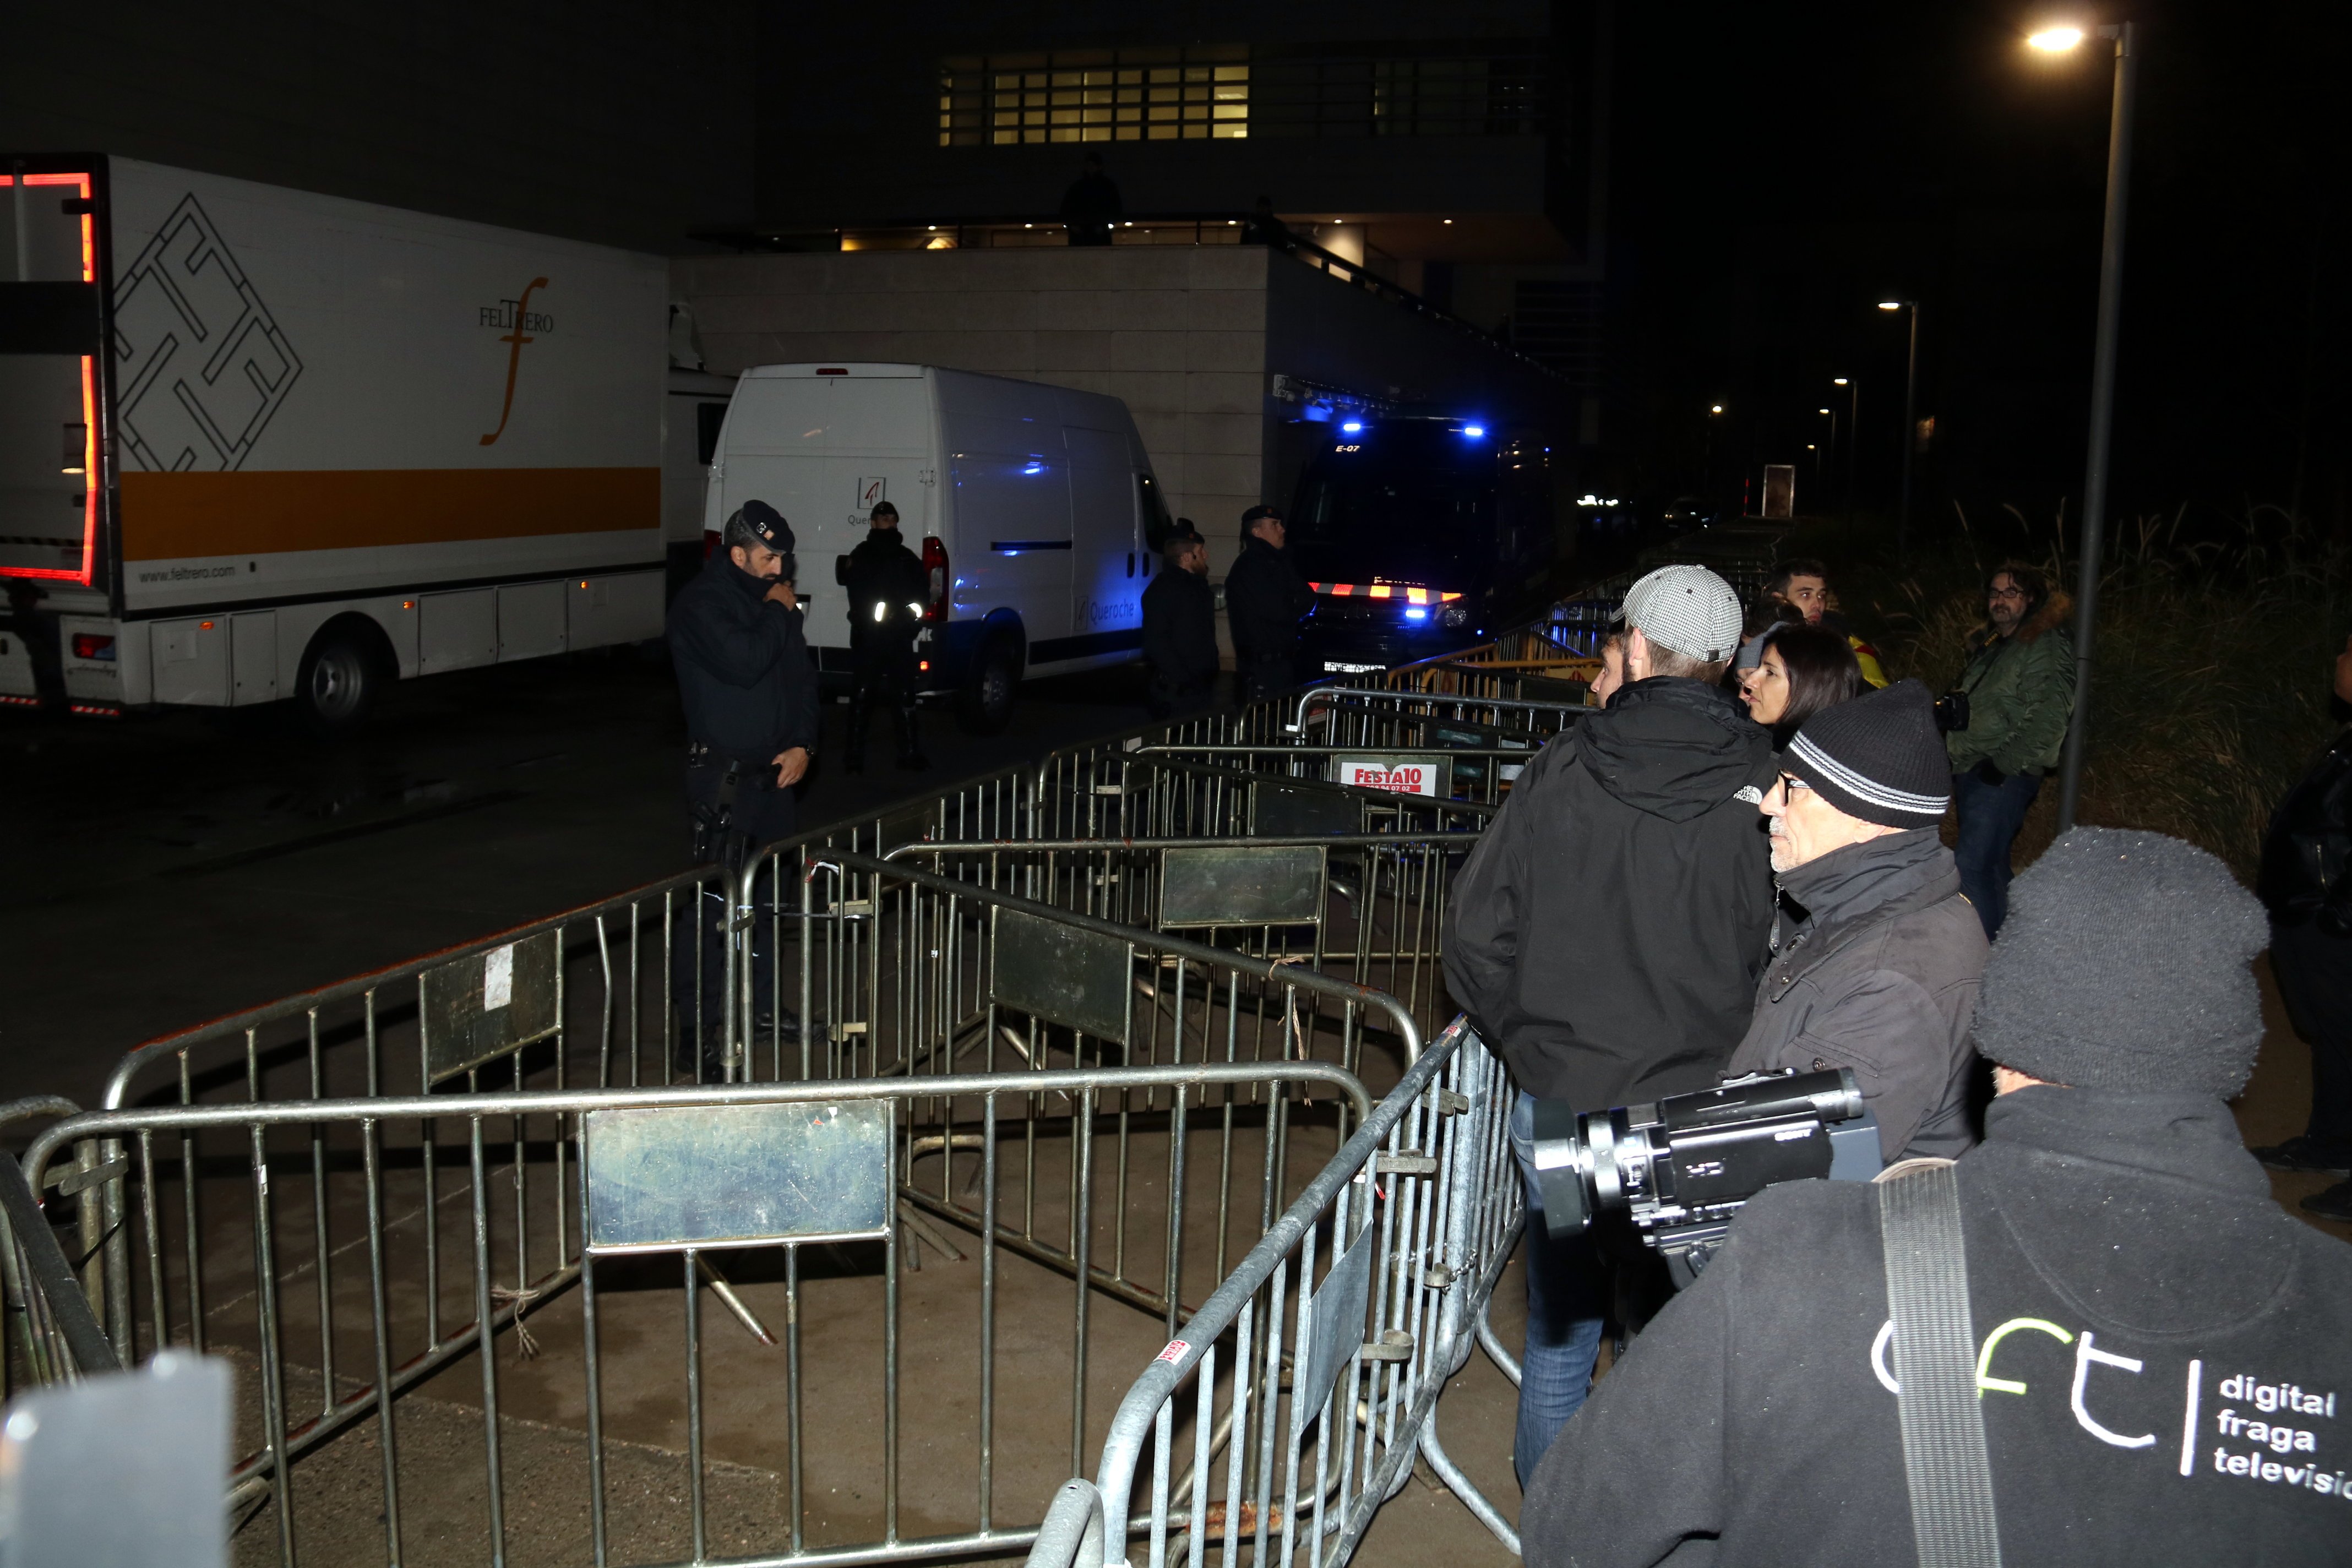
[
  {"left": 1817, "top": 406, "right": 1838, "bottom": 497},
  {"left": 1877, "top": 302, "right": 1919, "bottom": 556},
  {"left": 2032, "top": 19, "right": 2139, "bottom": 834},
  {"left": 1833, "top": 377, "right": 1859, "bottom": 521},
  {"left": 1704, "top": 404, "right": 1724, "bottom": 502}
]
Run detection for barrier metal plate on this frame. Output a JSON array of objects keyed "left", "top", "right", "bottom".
[
  {"left": 1159, "top": 845, "right": 1323, "bottom": 928},
  {"left": 1250, "top": 778, "right": 1360, "bottom": 837},
  {"left": 993, "top": 906, "right": 1131, "bottom": 1044},
  {"left": 418, "top": 929, "right": 560, "bottom": 1085},
  {"left": 1297, "top": 1222, "right": 1378, "bottom": 1434},
  {"left": 582, "top": 1101, "right": 892, "bottom": 1254}
]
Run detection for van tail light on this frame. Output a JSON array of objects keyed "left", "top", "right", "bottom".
[
  {"left": 71, "top": 633, "right": 116, "bottom": 661},
  {"left": 703, "top": 528, "right": 721, "bottom": 560},
  {"left": 922, "top": 536, "right": 950, "bottom": 623}
]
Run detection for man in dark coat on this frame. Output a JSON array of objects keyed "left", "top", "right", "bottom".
[
  {"left": 1444, "top": 563, "right": 1773, "bottom": 1486},
  {"left": 1727, "top": 679, "right": 1988, "bottom": 1162},
  {"left": 1058, "top": 151, "right": 1123, "bottom": 247},
  {"left": 667, "top": 498, "right": 820, "bottom": 1075},
  {"left": 1524, "top": 829, "right": 2352, "bottom": 1568},
  {"left": 1222, "top": 505, "right": 1314, "bottom": 704},
  {"left": 1141, "top": 529, "right": 1218, "bottom": 718},
  {"left": 840, "top": 500, "right": 930, "bottom": 772}
]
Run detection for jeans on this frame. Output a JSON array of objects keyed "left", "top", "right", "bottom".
[
  {"left": 1952, "top": 767, "right": 2042, "bottom": 939},
  {"left": 1507, "top": 1090, "right": 1607, "bottom": 1489}
]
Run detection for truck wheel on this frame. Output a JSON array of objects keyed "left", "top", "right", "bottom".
[
  {"left": 296, "top": 629, "right": 379, "bottom": 737},
  {"left": 956, "top": 638, "right": 1019, "bottom": 736}
]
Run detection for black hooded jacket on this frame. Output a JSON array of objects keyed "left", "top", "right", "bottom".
[
  {"left": 843, "top": 527, "right": 929, "bottom": 650},
  {"left": 668, "top": 552, "right": 820, "bottom": 761},
  {"left": 1444, "top": 677, "right": 1778, "bottom": 1108},
  {"left": 1525, "top": 1085, "right": 2352, "bottom": 1568}
]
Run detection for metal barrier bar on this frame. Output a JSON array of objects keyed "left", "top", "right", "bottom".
[{"left": 1039, "top": 1016, "right": 1522, "bottom": 1568}]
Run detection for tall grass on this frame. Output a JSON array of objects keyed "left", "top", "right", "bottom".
[{"left": 1798, "top": 504, "right": 2350, "bottom": 878}]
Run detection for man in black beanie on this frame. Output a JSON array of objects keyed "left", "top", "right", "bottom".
[
  {"left": 1725, "top": 679, "right": 1988, "bottom": 1161},
  {"left": 1523, "top": 828, "right": 2352, "bottom": 1568}
]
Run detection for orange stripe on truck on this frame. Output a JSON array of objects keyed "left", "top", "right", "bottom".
[{"left": 119, "top": 468, "right": 658, "bottom": 560}]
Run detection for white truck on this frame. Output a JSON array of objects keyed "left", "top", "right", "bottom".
[
  {"left": 0, "top": 153, "right": 690, "bottom": 730},
  {"left": 703, "top": 363, "right": 1170, "bottom": 732}
]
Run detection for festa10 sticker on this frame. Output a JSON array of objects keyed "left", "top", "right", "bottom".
[
  {"left": 1333, "top": 755, "right": 1441, "bottom": 798},
  {"left": 1156, "top": 1340, "right": 1190, "bottom": 1365}
]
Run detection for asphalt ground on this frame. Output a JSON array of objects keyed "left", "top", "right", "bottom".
[{"left": 0, "top": 645, "right": 1151, "bottom": 1113}]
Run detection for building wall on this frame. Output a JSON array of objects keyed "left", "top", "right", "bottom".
[
  {"left": 676, "top": 246, "right": 1273, "bottom": 575},
  {"left": 0, "top": 1, "right": 756, "bottom": 252}
]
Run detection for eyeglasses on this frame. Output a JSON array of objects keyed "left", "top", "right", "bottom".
[
  {"left": 1988, "top": 586, "right": 2029, "bottom": 601},
  {"left": 1777, "top": 774, "right": 1811, "bottom": 796}
]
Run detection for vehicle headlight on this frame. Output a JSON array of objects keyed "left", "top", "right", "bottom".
[{"left": 1440, "top": 603, "right": 1472, "bottom": 630}]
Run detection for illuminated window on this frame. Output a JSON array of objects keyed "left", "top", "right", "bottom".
[{"left": 940, "top": 48, "right": 1248, "bottom": 146}]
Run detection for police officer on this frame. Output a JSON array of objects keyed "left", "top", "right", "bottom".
[
  {"left": 841, "top": 500, "right": 932, "bottom": 773},
  {"left": 666, "top": 499, "right": 819, "bottom": 1076},
  {"left": 1140, "top": 527, "right": 1218, "bottom": 718},
  {"left": 1223, "top": 504, "right": 1315, "bottom": 703}
]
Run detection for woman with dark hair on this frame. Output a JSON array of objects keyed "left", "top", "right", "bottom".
[{"left": 1736, "top": 622, "right": 1863, "bottom": 745}]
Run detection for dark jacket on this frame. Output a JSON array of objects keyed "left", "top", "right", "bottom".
[
  {"left": 1525, "top": 1085, "right": 2352, "bottom": 1568},
  {"left": 668, "top": 552, "right": 820, "bottom": 760},
  {"left": 1947, "top": 593, "right": 2077, "bottom": 776},
  {"left": 1223, "top": 535, "right": 1314, "bottom": 666},
  {"left": 1725, "top": 828, "right": 1988, "bottom": 1161},
  {"left": 1444, "top": 677, "right": 1778, "bottom": 1108},
  {"left": 1058, "top": 171, "right": 1123, "bottom": 246},
  {"left": 2258, "top": 728, "right": 2352, "bottom": 934},
  {"left": 1141, "top": 567, "right": 1218, "bottom": 692},
  {"left": 843, "top": 527, "right": 929, "bottom": 650}
]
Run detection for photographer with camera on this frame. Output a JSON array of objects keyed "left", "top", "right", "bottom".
[
  {"left": 1445, "top": 563, "right": 1776, "bottom": 1487},
  {"left": 1524, "top": 829, "right": 2352, "bottom": 1568},
  {"left": 1728, "top": 679, "right": 1987, "bottom": 1162},
  {"left": 1943, "top": 563, "right": 2076, "bottom": 938}
]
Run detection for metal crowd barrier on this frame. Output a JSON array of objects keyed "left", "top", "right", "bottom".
[
  {"left": 18, "top": 1064, "right": 1372, "bottom": 1568},
  {"left": 1025, "top": 1016, "right": 1525, "bottom": 1568}
]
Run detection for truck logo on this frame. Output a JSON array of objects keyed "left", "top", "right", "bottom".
[
  {"left": 113, "top": 195, "right": 303, "bottom": 472},
  {"left": 478, "top": 277, "right": 551, "bottom": 445}
]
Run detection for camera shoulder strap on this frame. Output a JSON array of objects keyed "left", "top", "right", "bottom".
[{"left": 1878, "top": 1162, "right": 2003, "bottom": 1568}]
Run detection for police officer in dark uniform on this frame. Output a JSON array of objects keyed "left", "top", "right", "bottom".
[
  {"left": 1222, "top": 503, "right": 1315, "bottom": 704},
  {"left": 1140, "top": 527, "right": 1218, "bottom": 717},
  {"left": 666, "top": 499, "right": 820, "bottom": 1076},
  {"left": 840, "top": 499, "right": 931, "bottom": 772}
]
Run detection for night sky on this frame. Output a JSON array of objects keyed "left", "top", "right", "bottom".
[{"left": 1602, "top": 0, "right": 2349, "bottom": 538}]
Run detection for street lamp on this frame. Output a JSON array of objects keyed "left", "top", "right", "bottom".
[
  {"left": 1877, "top": 301, "right": 1919, "bottom": 556},
  {"left": 2030, "top": 19, "right": 2138, "bottom": 833}
]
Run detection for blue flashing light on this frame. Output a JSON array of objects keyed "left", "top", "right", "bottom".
[
  {"left": 1462, "top": 424, "right": 1486, "bottom": 439},
  {"left": 1404, "top": 606, "right": 1429, "bottom": 622},
  {"left": 1341, "top": 420, "right": 1363, "bottom": 434},
  {"left": 1021, "top": 461, "right": 1044, "bottom": 475}
]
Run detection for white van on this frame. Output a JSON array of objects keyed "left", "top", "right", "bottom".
[{"left": 703, "top": 363, "right": 1173, "bottom": 731}]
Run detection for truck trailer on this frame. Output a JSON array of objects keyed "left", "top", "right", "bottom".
[{"left": 0, "top": 154, "right": 675, "bottom": 730}]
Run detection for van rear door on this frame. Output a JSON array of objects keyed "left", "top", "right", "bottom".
[
  {"left": 1064, "top": 423, "right": 1140, "bottom": 652},
  {"left": 0, "top": 157, "right": 106, "bottom": 589},
  {"left": 938, "top": 371, "right": 1070, "bottom": 654}
]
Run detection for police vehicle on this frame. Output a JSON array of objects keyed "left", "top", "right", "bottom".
[{"left": 1287, "top": 415, "right": 1570, "bottom": 675}]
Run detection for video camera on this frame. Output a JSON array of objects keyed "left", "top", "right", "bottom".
[{"left": 1531, "top": 1068, "right": 1882, "bottom": 1287}]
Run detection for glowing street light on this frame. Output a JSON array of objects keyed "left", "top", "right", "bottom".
[
  {"left": 2028, "top": 18, "right": 2139, "bottom": 832},
  {"left": 1877, "top": 301, "right": 1903, "bottom": 312},
  {"left": 1708, "top": 404, "right": 1724, "bottom": 415}
]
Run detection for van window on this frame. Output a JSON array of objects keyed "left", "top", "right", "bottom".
[
  {"left": 1137, "top": 472, "right": 1175, "bottom": 549},
  {"left": 696, "top": 402, "right": 728, "bottom": 465}
]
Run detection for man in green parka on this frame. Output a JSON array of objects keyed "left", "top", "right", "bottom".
[{"left": 1945, "top": 562, "right": 2075, "bottom": 937}]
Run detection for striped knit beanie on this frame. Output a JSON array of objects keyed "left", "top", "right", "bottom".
[{"left": 1782, "top": 679, "right": 1951, "bottom": 827}]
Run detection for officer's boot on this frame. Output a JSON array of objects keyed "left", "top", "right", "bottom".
[{"left": 892, "top": 690, "right": 929, "bottom": 771}]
